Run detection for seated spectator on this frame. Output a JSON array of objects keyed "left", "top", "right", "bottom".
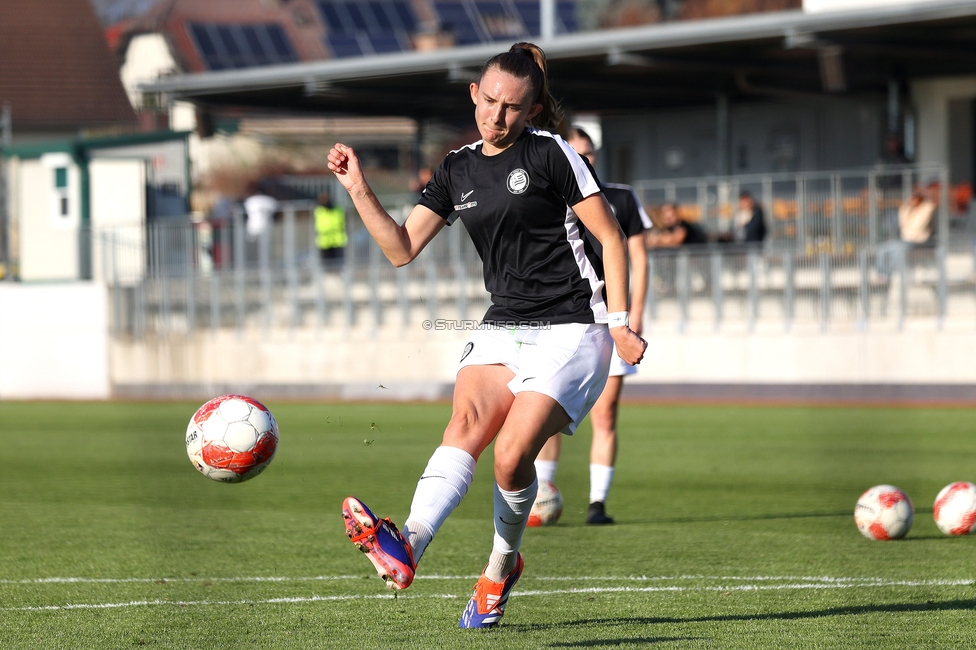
[
  {"left": 647, "top": 203, "right": 708, "bottom": 248},
  {"left": 898, "top": 189, "right": 935, "bottom": 244},
  {"left": 721, "top": 190, "right": 766, "bottom": 244}
]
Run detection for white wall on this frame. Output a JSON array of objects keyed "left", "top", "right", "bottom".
[
  {"left": 90, "top": 158, "right": 146, "bottom": 286},
  {"left": 911, "top": 76, "right": 976, "bottom": 170},
  {"left": 15, "top": 156, "right": 81, "bottom": 281},
  {"left": 0, "top": 283, "right": 110, "bottom": 399}
]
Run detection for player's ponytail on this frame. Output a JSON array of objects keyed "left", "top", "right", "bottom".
[{"left": 479, "top": 42, "right": 564, "bottom": 131}]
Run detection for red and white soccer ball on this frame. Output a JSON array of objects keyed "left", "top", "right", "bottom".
[
  {"left": 933, "top": 481, "right": 976, "bottom": 536},
  {"left": 854, "top": 484, "right": 914, "bottom": 540},
  {"left": 185, "top": 395, "right": 279, "bottom": 483},
  {"left": 527, "top": 479, "right": 563, "bottom": 527}
]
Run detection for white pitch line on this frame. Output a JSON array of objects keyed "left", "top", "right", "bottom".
[
  {"left": 3, "top": 574, "right": 947, "bottom": 585},
  {"left": 4, "top": 579, "right": 973, "bottom": 613}
]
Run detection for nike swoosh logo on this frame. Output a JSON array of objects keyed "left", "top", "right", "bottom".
[
  {"left": 522, "top": 377, "right": 536, "bottom": 383},
  {"left": 461, "top": 190, "right": 474, "bottom": 201},
  {"left": 498, "top": 515, "right": 526, "bottom": 525}
]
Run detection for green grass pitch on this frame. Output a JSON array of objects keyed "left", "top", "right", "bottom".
[{"left": 1, "top": 401, "right": 975, "bottom": 649}]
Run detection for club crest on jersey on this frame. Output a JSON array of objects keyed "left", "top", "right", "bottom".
[{"left": 507, "top": 169, "right": 530, "bottom": 194}]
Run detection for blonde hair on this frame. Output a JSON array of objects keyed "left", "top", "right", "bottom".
[{"left": 479, "top": 42, "right": 563, "bottom": 130}]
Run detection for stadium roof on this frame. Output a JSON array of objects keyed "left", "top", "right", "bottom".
[{"left": 142, "top": 0, "right": 976, "bottom": 119}]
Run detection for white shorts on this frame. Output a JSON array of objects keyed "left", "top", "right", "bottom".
[
  {"left": 458, "top": 323, "right": 612, "bottom": 435},
  {"left": 609, "top": 344, "right": 638, "bottom": 377}
]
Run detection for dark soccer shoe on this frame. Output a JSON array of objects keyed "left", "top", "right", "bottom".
[{"left": 586, "top": 501, "right": 615, "bottom": 525}]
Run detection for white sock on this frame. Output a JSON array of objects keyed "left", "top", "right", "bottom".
[
  {"left": 486, "top": 480, "right": 537, "bottom": 582},
  {"left": 402, "top": 446, "right": 476, "bottom": 563},
  {"left": 589, "top": 464, "right": 615, "bottom": 504},
  {"left": 534, "top": 459, "right": 558, "bottom": 484}
]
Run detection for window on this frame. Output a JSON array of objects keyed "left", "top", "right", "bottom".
[{"left": 54, "top": 167, "right": 69, "bottom": 217}]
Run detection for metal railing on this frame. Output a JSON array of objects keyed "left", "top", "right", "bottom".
[
  {"left": 632, "top": 164, "right": 951, "bottom": 251},
  {"left": 96, "top": 211, "right": 976, "bottom": 341}
]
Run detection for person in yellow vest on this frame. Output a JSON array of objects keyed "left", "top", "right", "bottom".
[{"left": 315, "top": 191, "right": 348, "bottom": 269}]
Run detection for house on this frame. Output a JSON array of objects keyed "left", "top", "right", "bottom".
[{"left": 0, "top": 0, "right": 188, "bottom": 282}]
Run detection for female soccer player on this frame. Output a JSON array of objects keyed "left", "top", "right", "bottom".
[
  {"left": 327, "top": 42, "right": 646, "bottom": 629},
  {"left": 533, "top": 126, "right": 651, "bottom": 525}
]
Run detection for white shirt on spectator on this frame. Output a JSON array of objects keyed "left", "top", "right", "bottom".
[{"left": 244, "top": 194, "right": 278, "bottom": 240}]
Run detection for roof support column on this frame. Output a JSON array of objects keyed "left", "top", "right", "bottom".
[
  {"left": 716, "top": 93, "right": 729, "bottom": 177},
  {"left": 541, "top": 0, "right": 556, "bottom": 41}
]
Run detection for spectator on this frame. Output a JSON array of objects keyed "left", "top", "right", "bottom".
[
  {"left": 898, "top": 189, "right": 935, "bottom": 244},
  {"left": 243, "top": 182, "right": 278, "bottom": 241},
  {"left": 647, "top": 202, "right": 707, "bottom": 248},
  {"left": 314, "top": 190, "right": 348, "bottom": 267},
  {"left": 728, "top": 190, "right": 766, "bottom": 244},
  {"left": 409, "top": 167, "right": 434, "bottom": 198}
]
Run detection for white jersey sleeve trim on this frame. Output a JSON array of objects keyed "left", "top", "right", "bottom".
[
  {"left": 563, "top": 208, "right": 609, "bottom": 323},
  {"left": 529, "top": 128, "right": 601, "bottom": 200},
  {"left": 605, "top": 182, "right": 652, "bottom": 230}
]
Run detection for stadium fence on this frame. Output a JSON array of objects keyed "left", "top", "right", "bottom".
[{"left": 95, "top": 224, "right": 976, "bottom": 342}]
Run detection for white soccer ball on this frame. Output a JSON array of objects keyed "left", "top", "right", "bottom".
[
  {"left": 527, "top": 479, "right": 563, "bottom": 527},
  {"left": 933, "top": 481, "right": 976, "bottom": 536},
  {"left": 185, "top": 394, "right": 279, "bottom": 483},
  {"left": 854, "top": 484, "right": 914, "bottom": 540}
]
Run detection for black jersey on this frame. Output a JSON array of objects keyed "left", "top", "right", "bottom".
[
  {"left": 586, "top": 183, "right": 650, "bottom": 257},
  {"left": 419, "top": 128, "right": 606, "bottom": 326}
]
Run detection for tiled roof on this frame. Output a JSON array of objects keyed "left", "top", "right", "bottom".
[
  {"left": 112, "top": 0, "right": 330, "bottom": 73},
  {"left": 0, "top": 0, "right": 136, "bottom": 131}
]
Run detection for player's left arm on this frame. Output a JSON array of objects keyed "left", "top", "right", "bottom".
[
  {"left": 627, "top": 233, "right": 648, "bottom": 335},
  {"left": 574, "top": 195, "right": 646, "bottom": 365}
]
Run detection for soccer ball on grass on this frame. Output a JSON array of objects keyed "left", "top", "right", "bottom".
[
  {"left": 933, "top": 481, "right": 976, "bottom": 536},
  {"left": 854, "top": 484, "right": 913, "bottom": 540},
  {"left": 185, "top": 394, "right": 279, "bottom": 483}
]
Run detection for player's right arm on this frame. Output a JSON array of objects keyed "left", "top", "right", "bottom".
[{"left": 328, "top": 142, "right": 445, "bottom": 267}]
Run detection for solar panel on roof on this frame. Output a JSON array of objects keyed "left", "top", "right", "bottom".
[
  {"left": 557, "top": 1, "right": 577, "bottom": 32},
  {"left": 317, "top": 0, "right": 417, "bottom": 58},
  {"left": 241, "top": 26, "right": 270, "bottom": 66},
  {"left": 266, "top": 25, "right": 297, "bottom": 59},
  {"left": 368, "top": 32, "right": 402, "bottom": 53},
  {"left": 327, "top": 32, "right": 363, "bottom": 58},
  {"left": 317, "top": 1, "right": 346, "bottom": 31},
  {"left": 189, "top": 22, "right": 297, "bottom": 70},
  {"left": 368, "top": 1, "right": 394, "bottom": 31},
  {"left": 216, "top": 26, "right": 241, "bottom": 59},
  {"left": 434, "top": 1, "right": 484, "bottom": 45},
  {"left": 190, "top": 23, "right": 218, "bottom": 57},
  {"left": 476, "top": 0, "right": 525, "bottom": 38},
  {"left": 392, "top": 1, "right": 417, "bottom": 32},
  {"left": 345, "top": 3, "right": 371, "bottom": 32},
  {"left": 513, "top": 2, "right": 540, "bottom": 36}
]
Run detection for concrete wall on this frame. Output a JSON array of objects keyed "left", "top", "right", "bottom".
[
  {"left": 0, "top": 283, "right": 109, "bottom": 399},
  {"left": 109, "top": 320, "right": 976, "bottom": 402},
  {"left": 2, "top": 282, "right": 973, "bottom": 403}
]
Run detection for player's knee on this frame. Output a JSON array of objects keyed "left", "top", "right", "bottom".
[
  {"left": 590, "top": 402, "right": 617, "bottom": 432},
  {"left": 443, "top": 407, "right": 489, "bottom": 450},
  {"left": 492, "top": 442, "right": 527, "bottom": 486}
]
